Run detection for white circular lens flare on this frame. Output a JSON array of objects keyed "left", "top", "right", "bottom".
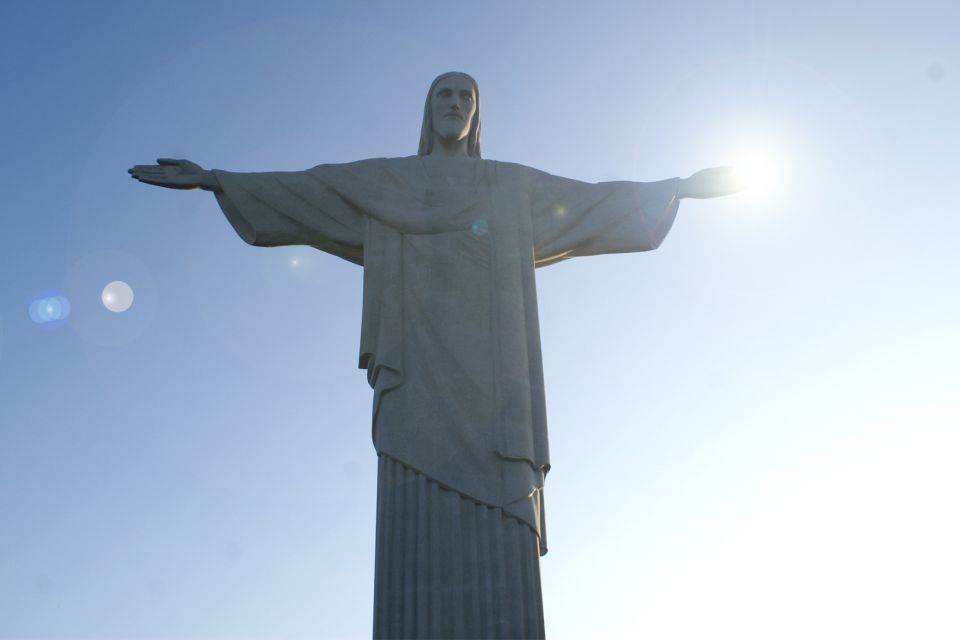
[{"left": 102, "top": 281, "right": 134, "bottom": 313}]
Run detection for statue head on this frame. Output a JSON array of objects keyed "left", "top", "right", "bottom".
[{"left": 418, "top": 72, "right": 481, "bottom": 158}]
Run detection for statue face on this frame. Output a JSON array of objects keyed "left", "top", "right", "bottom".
[{"left": 430, "top": 75, "right": 476, "bottom": 143}]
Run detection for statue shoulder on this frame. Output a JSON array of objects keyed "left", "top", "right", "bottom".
[
  {"left": 302, "top": 156, "right": 542, "bottom": 190},
  {"left": 303, "top": 157, "right": 410, "bottom": 184},
  {"left": 488, "top": 159, "right": 537, "bottom": 173},
  {"left": 306, "top": 156, "right": 394, "bottom": 172},
  {"left": 487, "top": 159, "right": 545, "bottom": 189}
]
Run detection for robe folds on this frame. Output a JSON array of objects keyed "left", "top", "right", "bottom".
[{"left": 213, "top": 156, "right": 680, "bottom": 555}]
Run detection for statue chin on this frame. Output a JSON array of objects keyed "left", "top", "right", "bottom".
[{"left": 432, "top": 125, "right": 469, "bottom": 145}]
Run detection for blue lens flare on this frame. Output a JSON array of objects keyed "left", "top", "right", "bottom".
[{"left": 29, "top": 290, "right": 71, "bottom": 327}]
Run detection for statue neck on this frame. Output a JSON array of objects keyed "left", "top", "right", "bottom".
[{"left": 429, "top": 133, "right": 470, "bottom": 158}]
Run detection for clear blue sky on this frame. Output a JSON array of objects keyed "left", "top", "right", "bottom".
[{"left": 1, "top": 1, "right": 957, "bottom": 638}]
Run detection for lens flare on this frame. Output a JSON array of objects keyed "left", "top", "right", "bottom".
[
  {"left": 102, "top": 281, "right": 134, "bottom": 313},
  {"left": 29, "top": 291, "right": 71, "bottom": 326}
]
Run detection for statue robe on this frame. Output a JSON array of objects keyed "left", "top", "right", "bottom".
[{"left": 212, "top": 156, "right": 680, "bottom": 556}]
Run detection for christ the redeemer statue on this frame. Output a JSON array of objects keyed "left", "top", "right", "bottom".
[{"left": 129, "top": 71, "right": 739, "bottom": 639}]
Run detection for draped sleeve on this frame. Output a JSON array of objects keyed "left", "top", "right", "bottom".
[
  {"left": 211, "top": 163, "right": 369, "bottom": 265},
  {"left": 530, "top": 171, "right": 682, "bottom": 267}
]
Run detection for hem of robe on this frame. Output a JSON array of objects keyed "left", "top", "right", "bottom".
[
  {"left": 374, "top": 453, "right": 545, "bottom": 640},
  {"left": 373, "top": 447, "right": 547, "bottom": 556}
]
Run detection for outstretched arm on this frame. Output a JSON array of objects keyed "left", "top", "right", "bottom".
[
  {"left": 677, "top": 166, "right": 743, "bottom": 199},
  {"left": 128, "top": 158, "right": 221, "bottom": 192}
]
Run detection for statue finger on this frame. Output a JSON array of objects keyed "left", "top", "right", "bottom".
[
  {"left": 131, "top": 165, "right": 171, "bottom": 175},
  {"left": 157, "top": 158, "right": 186, "bottom": 166},
  {"left": 131, "top": 175, "right": 163, "bottom": 185},
  {"left": 130, "top": 169, "right": 163, "bottom": 179},
  {"left": 137, "top": 177, "right": 181, "bottom": 188}
]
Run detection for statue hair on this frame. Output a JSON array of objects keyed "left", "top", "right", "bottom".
[{"left": 418, "top": 72, "right": 481, "bottom": 158}]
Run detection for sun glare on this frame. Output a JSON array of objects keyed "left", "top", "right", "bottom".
[{"left": 731, "top": 142, "right": 785, "bottom": 197}]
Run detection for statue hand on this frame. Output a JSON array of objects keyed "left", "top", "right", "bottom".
[
  {"left": 677, "top": 166, "right": 744, "bottom": 199},
  {"left": 128, "top": 158, "right": 218, "bottom": 191}
]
